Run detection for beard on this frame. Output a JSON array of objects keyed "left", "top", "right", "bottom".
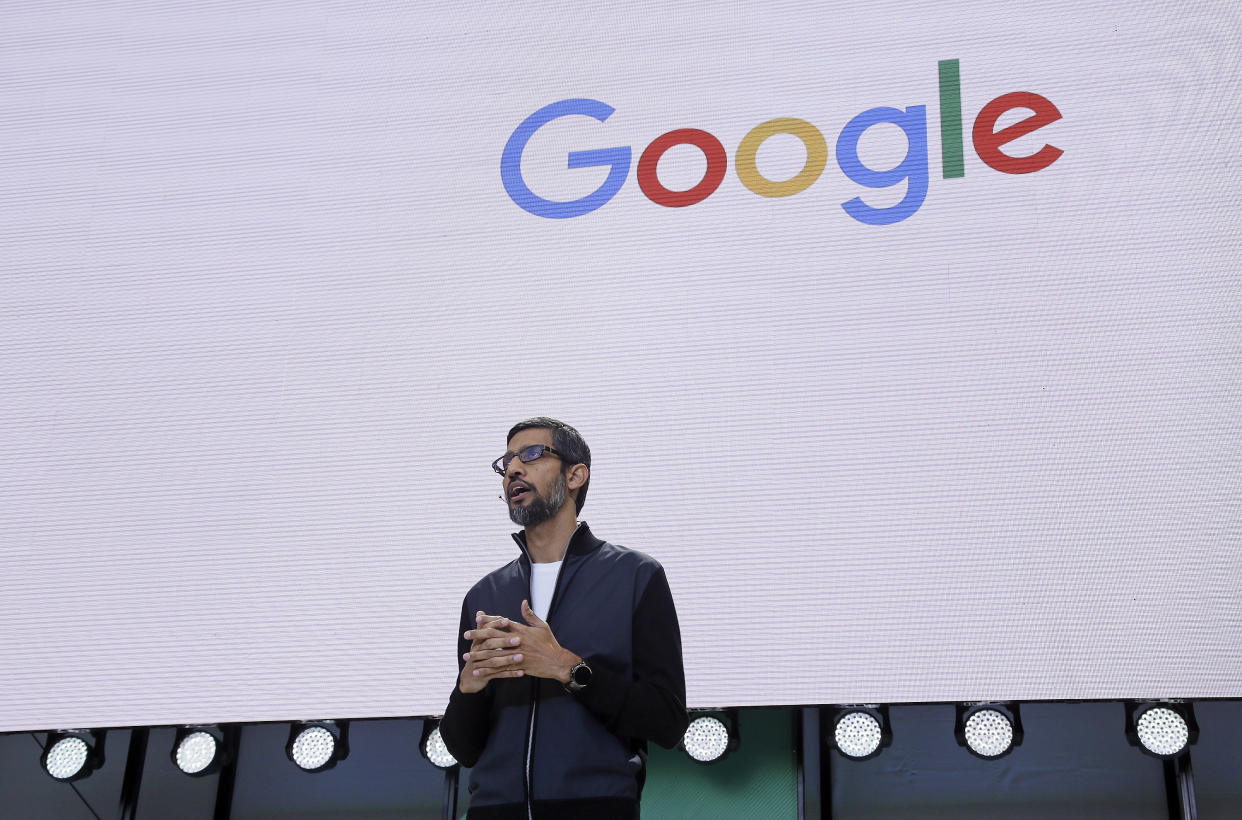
[{"left": 508, "top": 471, "right": 568, "bottom": 527}]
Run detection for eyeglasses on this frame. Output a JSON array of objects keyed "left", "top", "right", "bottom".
[{"left": 492, "top": 444, "right": 565, "bottom": 475}]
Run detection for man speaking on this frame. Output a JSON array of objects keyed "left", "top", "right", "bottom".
[{"left": 440, "top": 417, "right": 688, "bottom": 819}]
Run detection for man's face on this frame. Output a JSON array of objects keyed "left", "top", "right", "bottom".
[{"left": 502, "top": 428, "right": 568, "bottom": 527}]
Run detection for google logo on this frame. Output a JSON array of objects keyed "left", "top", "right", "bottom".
[{"left": 501, "top": 60, "right": 1062, "bottom": 225}]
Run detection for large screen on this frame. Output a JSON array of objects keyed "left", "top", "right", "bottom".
[{"left": 3, "top": 0, "right": 1240, "bottom": 732}]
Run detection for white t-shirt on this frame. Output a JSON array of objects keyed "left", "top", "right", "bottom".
[{"left": 529, "top": 560, "right": 562, "bottom": 621}]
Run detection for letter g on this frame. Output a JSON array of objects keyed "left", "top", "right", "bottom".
[{"left": 501, "top": 99, "right": 631, "bottom": 219}]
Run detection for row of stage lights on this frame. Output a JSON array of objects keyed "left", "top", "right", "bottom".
[
  {"left": 41, "top": 720, "right": 458, "bottom": 782},
  {"left": 36, "top": 701, "right": 1200, "bottom": 782},
  {"left": 682, "top": 701, "right": 1199, "bottom": 764}
]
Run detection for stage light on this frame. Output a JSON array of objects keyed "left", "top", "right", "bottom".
[
  {"left": 828, "top": 706, "right": 891, "bottom": 761},
  {"left": 172, "top": 725, "right": 229, "bottom": 776},
  {"left": 286, "top": 720, "right": 349, "bottom": 772},
  {"left": 1125, "top": 702, "right": 1198, "bottom": 759},
  {"left": 954, "top": 703, "right": 1023, "bottom": 759},
  {"left": 679, "top": 711, "right": 739, "bottom": 764},
  {"left": 41, "top": 730, "right": 106, "bottom": 782},
  {"left": 420, "top": 720, "right": 457, "bottom": 769}
]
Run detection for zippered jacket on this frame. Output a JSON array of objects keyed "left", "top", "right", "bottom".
[{"left": 440, "top": 522, "right": 688, "bottom": 820}]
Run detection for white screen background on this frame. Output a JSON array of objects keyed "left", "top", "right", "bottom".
[{"left": 2, "top": 0, "right": 1239, "bottom": 731}]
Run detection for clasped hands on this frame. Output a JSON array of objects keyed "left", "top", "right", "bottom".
[{"left": 458, "top": 599, "right": 581, "bottom": 694}]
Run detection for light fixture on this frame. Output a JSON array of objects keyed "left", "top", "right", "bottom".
[
  {"left": 41, "top": 730, "right": 107, "bottom": 782},
  {"left": 954, "top": 703, "right": 1023, "bottom": 759},
  {"left": 679, "top": 710, "right": 739, "bottom": 764},
  {"left": 1126, "top": 701, "right": 1198, "bottom": 759},
  {"left": 286, "top": 720, "right": 349, "bottom": 772},
  {"left": 827, "top": 706, "right": 891, "bottom": 761},
  {"left": 172, "top": 725, "right": 229, "bottom": 776},
  {"left": 420, "top": 720, "right": 458, "bottom": 769}
]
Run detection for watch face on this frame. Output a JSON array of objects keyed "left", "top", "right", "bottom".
[{"left": 572, "top": 664, "right": 591, "bottom": 685}]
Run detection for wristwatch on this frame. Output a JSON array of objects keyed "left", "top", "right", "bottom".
[{"left": 564, "top": 660, "right": 593, "bottom": 694}]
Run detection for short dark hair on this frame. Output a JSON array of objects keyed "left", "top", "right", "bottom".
[{"left": 507, "top": 417, "right": 591, "bottom": 513}]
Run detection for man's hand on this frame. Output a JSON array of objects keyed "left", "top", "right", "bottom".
[
  {"left": 510, "top": 599, "right": 581, "bottom": 685},
  {"left": 459, "top": 611, "right": 525, "bottom": 694}
]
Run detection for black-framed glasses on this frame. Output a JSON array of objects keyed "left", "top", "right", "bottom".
[{"left": 492, "top": 444, "right": 565, "bottom": 475}]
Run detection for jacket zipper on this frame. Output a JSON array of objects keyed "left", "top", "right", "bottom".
[
  {"left": 524, "top": 689, "right": 537, "bottom": 820},
  {"left": 524, "top": 542, "right": 572, "bottom": 820}
]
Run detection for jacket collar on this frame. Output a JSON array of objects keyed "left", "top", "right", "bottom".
[{"left": 511, "top": 521, "right": 602, "bottom": 562}]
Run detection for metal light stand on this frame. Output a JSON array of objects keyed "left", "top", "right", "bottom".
[
  {"left": 442, "top": 765, "right": 460, "bottom": 820},
  {"left": 1163, "top": 750, "right": 1198, "bottom": 820},
  {"left": 118, "top": 728, "right": 149, "bottom": 820},
  {"left": 214, "top": 725, "right": 242, "bottom": 820}
]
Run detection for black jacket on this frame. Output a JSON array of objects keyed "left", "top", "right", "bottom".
[{"left": 440, "top": 522, "right": 688, "bottom": 820}]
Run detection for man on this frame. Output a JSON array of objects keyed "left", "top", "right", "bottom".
[{"left": 440, "top": 417, "right": 688, "bottom": 820}]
